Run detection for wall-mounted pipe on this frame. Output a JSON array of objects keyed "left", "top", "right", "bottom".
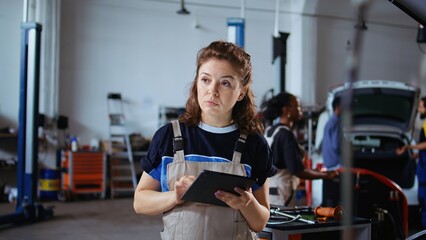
[
  {"left": 23, "top": 0, "right": 29, "bottom": 22},
  {"left": 177, "top": 0, "right": 190, "bottom": 15}
]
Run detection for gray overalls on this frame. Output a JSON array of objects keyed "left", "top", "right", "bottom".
[
  {"left": 265, "top": 126, "right": 300, "bottom": 207},
  {"left": 160, "top": 120, "right": 258, "bottom": 240}
]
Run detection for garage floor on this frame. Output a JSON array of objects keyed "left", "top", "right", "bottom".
[
  {"left": 0, "top": 197, "right": 163, "bottom": 240},
  {"left": 0, "top": 196, "right": 424, "bottom": 240}
]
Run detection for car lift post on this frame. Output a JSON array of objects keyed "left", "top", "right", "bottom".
[{"left": 0, "top": 21, "right": 53, "bottom": 226}]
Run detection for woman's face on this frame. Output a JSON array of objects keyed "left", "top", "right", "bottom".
[
  {"left": 288, "top": 97, "right": 303, "bottom": 122},
  {"left": 196, "top": 58, "right": 244, "bottom": 126}
]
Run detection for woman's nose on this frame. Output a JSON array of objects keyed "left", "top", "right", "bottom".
[{"left": 209, "top": 82, "right": 219, "bottom": 97}]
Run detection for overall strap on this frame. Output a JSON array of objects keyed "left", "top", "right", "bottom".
[
  {"left": 171, "top": 120, "right": 185, "bottom": 163},
  {"left": 264, "top": 125, "right": 290, "bottom": 147},
  {"left": 232, "top": 133, "right": 247, "bottom": 164}
]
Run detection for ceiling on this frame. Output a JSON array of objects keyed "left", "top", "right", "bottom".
[{"left": 171, "top": 0, "right": 418, "bottom": 27}]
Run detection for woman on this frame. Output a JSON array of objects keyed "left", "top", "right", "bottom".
[
  {"left": 134, "top": 40, "right": 276, "bottom": 239},
  {"left": 263, "top": 92, "right": 338, "bottom": 207}
]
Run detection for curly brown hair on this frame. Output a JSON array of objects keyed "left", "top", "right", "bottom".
[{"left": 179, "top": 40, "right": 264, "bottom": 135}]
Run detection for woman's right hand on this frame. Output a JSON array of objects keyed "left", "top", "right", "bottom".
[{"left": 173, "top": 175, "right": 195, "bottom": 205}]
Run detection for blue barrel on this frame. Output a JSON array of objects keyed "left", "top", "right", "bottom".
[{"left": 39, "top": 168, "right": 60, "bottom": 201}]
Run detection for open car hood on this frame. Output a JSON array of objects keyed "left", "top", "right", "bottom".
[{"left": 327, "top": 80, "right": 420, "bottom": 133}]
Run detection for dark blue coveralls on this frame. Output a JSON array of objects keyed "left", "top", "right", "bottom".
[{"left": 418, "top": 122, "right": 426, "bottom": 227}]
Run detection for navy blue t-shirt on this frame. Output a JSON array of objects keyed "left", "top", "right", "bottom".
[{"left": 141, "top": 121, "right": 276, "bottom": 192}]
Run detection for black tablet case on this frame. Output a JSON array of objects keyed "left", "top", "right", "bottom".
[{"left": 181, "top": 170, "right": 257, "bottom": 207}]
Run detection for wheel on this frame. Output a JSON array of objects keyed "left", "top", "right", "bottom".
[{"left": 57, "top": 190, "right": 73, "bottom": 202}]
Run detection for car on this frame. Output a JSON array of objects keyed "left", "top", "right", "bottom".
[
  {"left": 312, "top": 80, "right": 420, "bottom": 208},
  {"left": 310, "top": 80, "right": 421, "bottom": 238}
]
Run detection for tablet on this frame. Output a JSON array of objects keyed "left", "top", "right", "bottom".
[{"left": 181, "top": 170, "right": 257, "bottom": 207}]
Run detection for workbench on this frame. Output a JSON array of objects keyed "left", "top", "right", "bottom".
[{"left": 259, "top": 206, "right": 371, "bottom": 240}]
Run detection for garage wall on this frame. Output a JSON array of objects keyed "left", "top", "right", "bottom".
[
  {"left": 0, "top": 0, "right": 22, "bottom": 129},
  {"left": 58, "top": 0, "right": 421, "bottom": 145},
  {"left": 0, "top": 0, "right": 423, "bottom": 167},
  {"left": 58, "top": 0, "right": 290, "bottom": 143}
]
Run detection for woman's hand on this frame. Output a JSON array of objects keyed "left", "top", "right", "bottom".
[
  {"left": 214, "top": 187, "right": 254, "bottom": 209},
  {"left": 173, "top": 175, "right": 195, "bottom": 205}
]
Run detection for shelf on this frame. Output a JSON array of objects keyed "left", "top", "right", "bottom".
[{"left": 0, "top": 133, "right": 17, "bottom": 139}]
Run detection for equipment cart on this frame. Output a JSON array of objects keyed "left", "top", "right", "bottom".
[{"left": 59, "top": 150, "right": 106, "bottom": 201}]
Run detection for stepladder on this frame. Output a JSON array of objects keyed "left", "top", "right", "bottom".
[{"left": 107, "top": 93, "right": 137, "bottom": 198}]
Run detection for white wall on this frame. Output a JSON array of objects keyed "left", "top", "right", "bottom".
[
  {"left": 0, "top": 0, "right": 423, "bottom": 167},
  {"left": 58, "top": 0, "right": 287, "bottom": 143},
  {"left": 311, "top": 0, "right": 421, "bottom": 107},
  {"left": 0, "top": 0, "right": 22, "bottom": 129}
]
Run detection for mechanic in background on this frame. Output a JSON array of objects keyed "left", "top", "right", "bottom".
[
  {"left": 263, "top": 92, "right": 338, "bottom": 207},
  {"left": 321, "top": 96, "right": 343, "bottom": 207},
  {"left": 322, "top": 96, "right": 342, "bottom": 170},
  {"left": 397, "top": 96, "right": 426, "bottom": 228}
]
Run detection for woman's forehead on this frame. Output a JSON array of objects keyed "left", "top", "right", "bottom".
[{"left": 199, "top": 59, "right": 241, "bottom": 78}]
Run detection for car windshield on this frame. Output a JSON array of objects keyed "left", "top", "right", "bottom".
[{"left": 342, "top": 87, "right": 416, "bottom": 130}]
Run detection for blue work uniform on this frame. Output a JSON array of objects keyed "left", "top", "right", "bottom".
[
  {"left": 322, "top": 113, "right": 341, "bottom": 169},
  {"left": 321, "top": 113, "right": 342, "bottom": 207},
  {"left": 418, "top": 121, "right": 426, "bottom": 227}
]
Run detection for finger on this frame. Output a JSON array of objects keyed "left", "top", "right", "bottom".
[
  {"left": 185, "top": 176, "right": 195, "bottom": 185},
  {"left": 215, "top": 190, "right": 237, "bottom": 200},
  {"left": 178, "top": 175, "right": 195, "bottom": 186},
  {"left": 233, "top": 187, "right": 247, "bottom": 196},
  {"left": 214, "top": 190, "right": 226, "bottom": 202},
  {"left": 215, "top": 191, "right": 239, "bottom": 208},
  {"left": 233, "top": 188, "right": 252, "bottom": 205}
]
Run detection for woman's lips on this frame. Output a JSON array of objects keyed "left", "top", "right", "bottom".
[{"left": 205, "top": 100, "right": 218, "bottom": 106}]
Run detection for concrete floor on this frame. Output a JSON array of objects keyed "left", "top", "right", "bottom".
[
  {"left": 0, "top": 197, "right": 163, "bottom": 240},
  {"left": 1, "top": 196, "right": 424, "bottom": 240}
]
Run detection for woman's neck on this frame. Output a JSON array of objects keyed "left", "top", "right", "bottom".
[{"left": 201, "top": 113, "right": 233, "bottom": 128}]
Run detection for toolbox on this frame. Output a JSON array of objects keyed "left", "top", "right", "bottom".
[{"left": 60, "top": 150, "right": 106, "bottom": 201}]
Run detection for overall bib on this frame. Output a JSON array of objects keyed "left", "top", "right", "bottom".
[
  {"left": 160, "top": 120, "right": 258, "bottom": 240},
  {"left": 269, "top": 169, "right": 300, "bottom": 207}
]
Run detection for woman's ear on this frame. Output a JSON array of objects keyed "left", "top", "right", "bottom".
[
  {"left": 237, "top": 91, "right": 245, "bottom": 101},
  {"left": 282, "top": 106, "right": 291, "bottom": 118}
]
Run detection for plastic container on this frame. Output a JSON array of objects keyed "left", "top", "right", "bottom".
[{"left": 71, "top": 137, "right": 78, "bottom": 152}]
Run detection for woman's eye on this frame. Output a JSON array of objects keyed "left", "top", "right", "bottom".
[
  {"left": 221, "top": 80, "right": 231, "bottom": 88},
  {"left": 201, "top": 78, "right": 210, "bottom": 84}
]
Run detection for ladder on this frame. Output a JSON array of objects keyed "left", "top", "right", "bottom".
[{"left": 107, "top": 93, "right": 137, "bottom": 198}]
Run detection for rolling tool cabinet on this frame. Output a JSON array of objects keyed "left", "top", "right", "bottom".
[{"left": 60, "top": 150, "right": 106, "bottom": 201}]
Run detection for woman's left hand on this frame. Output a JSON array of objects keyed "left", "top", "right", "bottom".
[{"left": 214, "top": 187, "right": 254, "bottom": 209}]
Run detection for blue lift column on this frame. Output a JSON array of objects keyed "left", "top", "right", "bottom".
[
  {"left": 227, "top": 18, "right": 245, "bottom": 48},
  {"left": 0, "top": 22, "right": 53, "bottom": 226}
]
